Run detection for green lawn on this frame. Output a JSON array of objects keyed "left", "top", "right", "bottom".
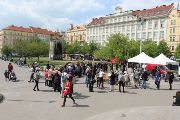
[{"left": 11, "top": 57, "right": 96, "bottom": 68}]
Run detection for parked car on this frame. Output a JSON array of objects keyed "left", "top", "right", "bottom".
[{"left": 146, "top": 64, "right": 172, "bottom": 75}]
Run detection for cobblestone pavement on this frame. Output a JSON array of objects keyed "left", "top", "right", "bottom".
[{"left": 0, "top": 59, "right": 180, "bottom": 120}]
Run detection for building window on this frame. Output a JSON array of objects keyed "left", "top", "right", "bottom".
[
  {"left": 160, "top": 31, "right": 164, "bottom": 39},
  {"left": 170, "top": 36, "right": 176, "bottom": 41},
  {"left": 154, "top": 21, "right": 158, "bottom": 29},
  {"left": 110, "top": 19, "right": 113, "bottom": 23},
  {"left": 160, "top": 20, "right": 165, "bottom": 28},
  {"left": 172, "top": 28, "right": 176, "bottom": 33},
  {"left": 148, "top": 32, "right": 152, "bottom": 39},
  {"left": 114, "top": 18, "right": 117, "bottom": 23},
  {"left": 131, "top": 33, "right": 135, "bottom": 39},
  {"left": 122, "top": 26, "right": 125, "bottom": 32},
  {"left": 142, "top": 32, "right": 146, "bottom": 39},
  {"left": 137, "top": 24, "right": 141, "bottom": 30},
  {"left": 171, "top": 20, "right": 176, "bottom": 25},
  {"left": 142, "top": 22, "right": 146, "bottom": 30},
  {"left": 148, "top": 21, "right": 152, "bottom": 29},
  {"left": 137, "top": 33, "right": 140, "bottom": 39},
  {"left": 131, "top": 25, "right": 135, "bottom": 31},
  {"left": 118, "top": 17, "right": 121, "bottom": 22},
  {"left": 114, "top": 26, "right": 117, "bottom": 32},
  {"left": 179, "top": 35, "right": 180, "bottom": 41},
  {"left": 170, "top": 46, "right": 175, "bottom": 51},
  {"left": 153, "top": 32, "right": 158, "bottom": 39},
  {"left": 123, "top": 16, "right": 126, "bottom": 21},
  {"left": 127, "top": 26, "right": 130, "bottom": 31}
]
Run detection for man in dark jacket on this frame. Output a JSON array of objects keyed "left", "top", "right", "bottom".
[
  {"left": 53, "top": 70, "right": 61, "bottom": 92},
  {"left": 169, "top": 72, "right": 174, "bottom": 90},
  {"left": 141, "top": 70, "right": 149, "bottom": 89}
]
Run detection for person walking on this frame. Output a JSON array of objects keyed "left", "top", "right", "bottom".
[
  {"left": 33, "top": 69, "right": 40, "bottom": 91},
  {"left": 169, "top": 72, "right": 174, "bottom": 90},
  {"left": 61, "top": 79, "right": 77, "bottom": 107},
  {"left": 109, "top": 71, "right": 115, "bottom": 92},
  {"left": 53, "top": 70, "right": 61, "bottom": 92},
  {"left": 61, "top": 70, "right": 67, "bottom": 97},
  {"left": 155, "top": 70, "right": 161, "bottom": 90},
  {"left": 118, "top": 71, "right": 125, "bottom": 92},
  {"left": 141, "top": 70, "right": 149, "bottom": 89},
  {"left": 98, "top": 69, "right": 105, "bottom": 89},
  {"left": 134, "top": 69, "right": 140, "bottom": 88},
  {"left": 4, "top": 70, "right": 9, "bottom": 81},
  {"left": 44, "top": 69, "right": 49, "bottom": 86}
]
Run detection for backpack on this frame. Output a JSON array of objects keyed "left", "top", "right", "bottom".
[{"left": 54, "top": 74, "right": 60, "bottom": 83}]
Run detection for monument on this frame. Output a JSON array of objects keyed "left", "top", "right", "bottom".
[{"left": 49, "top": 40, "right": 63, "bottom": 60}]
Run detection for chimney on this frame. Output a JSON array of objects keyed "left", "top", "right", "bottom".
[
  {"left": 70, "top": 24, "right": 73, "bottom": 30},
  {"left": 115, "top": 6, "right": 122, "bottom": 13}
]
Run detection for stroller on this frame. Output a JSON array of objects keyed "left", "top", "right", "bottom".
[{"left": 9, "top": 71, "right": 17, "bottom": 82}]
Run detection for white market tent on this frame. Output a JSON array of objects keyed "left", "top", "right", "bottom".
[
  {"left": 128, "top": 52, "right": 154, "bottom": 64},
  {"left": 151, "top": 53, "right": 179, "bottom": 65}
]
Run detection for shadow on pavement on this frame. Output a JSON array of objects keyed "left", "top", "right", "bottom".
[
  {"left": 124, "top": 91, "right": 137, "bottom": 94},
  {"left": 97, "top": 91, "right": 108, "bottom": 93},
  {"left": 73, "top": 92, "right": 90, "bottom": 99},
  {"left": 40, "top": 90, "right": 54, "bottom": 92},
  {"left": 72, "top": 104, "right": 90, "bottom": 107},
  {"left": 6, "top": 99, "right": 56, "bottom": 103}
]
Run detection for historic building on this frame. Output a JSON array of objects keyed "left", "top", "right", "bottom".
[
  {"left": 66, "top": 24, "right": 86, "bottom": 45},
  {"left": 86, "top": 3, "right": 178, "bottom": 50},
  {"left": 166, "top": 5, "right": 180, "bottom": 53},
  {"left": 0, "top": 25, "right": 63, "bottom": 52},
  {"left": 0, "top": 25, "right": 33, "bottom": 51}
]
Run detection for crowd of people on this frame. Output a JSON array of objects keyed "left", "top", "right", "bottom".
[{"left": 4, "top": 60, "right": 177, "bottom": 107}]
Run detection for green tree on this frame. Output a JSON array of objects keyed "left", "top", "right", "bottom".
[
  {"left": 142, "top": 39, "right": 158, "bottom": 57},
  {"left": 127, "top": 40, "right": 140, "bottom": 58},
  {"left": 175, "top": 44, "right": 180, "bottom": 58},
  {"left": 28, "top": 38, "right": 49, "bottom": 61},
  {"left": 157, "top": 41, "right": 171, "bottom": 56},
  {"left": 106, "top": 33, "right": 128, "bottom": 60},
  {"left": 1, "top": 45, "right": 12, "bottom": 59},
  {"left": 66, "top": 41, "right": 81, "bottom": 54}
]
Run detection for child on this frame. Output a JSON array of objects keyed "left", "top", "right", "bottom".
[{"left": 4, "top": 70, "right": 9, "bottom": 81}]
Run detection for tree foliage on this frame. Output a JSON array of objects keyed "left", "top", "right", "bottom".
[
  {"left": 157, "top": 41, "right": 171, "bottom": 56},
  {"left": 93, "top": 34, "right": 172, "bottom": 61},
  {"left": 175, "top": 44, "right": 180, "bottom": 58},
  {"left": 1, "top": 45, "right": 13, "bottom": 58}
]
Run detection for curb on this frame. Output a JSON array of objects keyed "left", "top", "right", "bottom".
[{"left": 0, "top": 94, "right": 4, "bottom": 103}]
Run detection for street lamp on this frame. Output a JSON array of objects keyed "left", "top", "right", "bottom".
[{"left": 138, "top": 17, "right": 146, "bottom": 53}]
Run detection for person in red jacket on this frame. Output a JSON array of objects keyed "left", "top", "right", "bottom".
[
  {"left": 8, "top": 63, "right": 13, "bottom": 72},
  {"left": 61, "top": 79, "right": 77, "bottom": 107}
]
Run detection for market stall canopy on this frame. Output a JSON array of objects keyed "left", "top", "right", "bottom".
[
  {"left": 128, "top": 52, "right": 154, "bottom": 64},
  {"left": 151, "top": 53, "right": 179, "bottom": 65}
]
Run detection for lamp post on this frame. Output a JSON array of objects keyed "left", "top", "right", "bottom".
[{"left": 138, "top": 17, "right": 146, "bottom": 53}]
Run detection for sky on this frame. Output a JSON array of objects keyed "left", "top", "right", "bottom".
[{"left": 0, "top": 0, "right": 178, "bottom": 31}]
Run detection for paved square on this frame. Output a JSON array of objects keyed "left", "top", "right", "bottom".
[{"left": 0, "top": 60, "right": 180, "bottom": 120}]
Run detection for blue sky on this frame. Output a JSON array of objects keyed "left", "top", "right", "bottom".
[{"left": 0, "top": 0, "right": 177, "bottom": 31}]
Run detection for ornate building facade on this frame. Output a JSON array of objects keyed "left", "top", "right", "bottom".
[
  {"left": 0, "top": 25, "right": 63, "bottom": 52},
  {"left": 86, "top": 3, "right": 179, "bottom": 53},
  {"left": 66, "top": 24, "right": 86, "bottom": 45}
]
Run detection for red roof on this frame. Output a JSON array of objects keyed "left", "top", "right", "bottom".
[
  {"left": 2, "top": 25, "right": 60, "bottom": 37},
  {"left": 88, "top": 17, "right": 105, "bottom": 26},
  {"left": 30, "top": 27, "right": 50, "bottom": 35},
  {"left": 132, "top": 3, "right": 174, "bottom": 18},
  {"left": 3, "top": 25, "right": 32, "bottom": 33}
]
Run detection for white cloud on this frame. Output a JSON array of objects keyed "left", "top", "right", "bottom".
[
  {"left": 0, "top": 0, "right": 104, "bottom": 31},
  {"left": 117, "top": 0, "right": 175, "bottom": 11}
]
